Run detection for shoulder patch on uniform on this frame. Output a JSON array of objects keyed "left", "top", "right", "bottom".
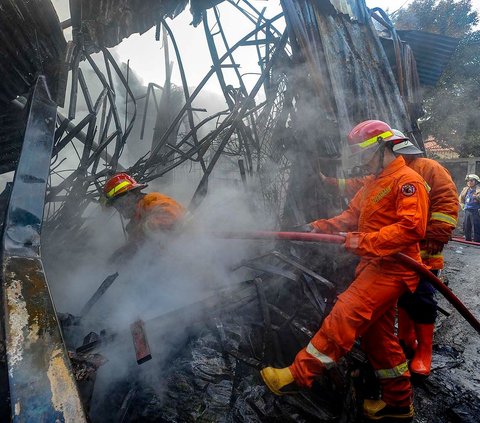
[{"left": 401, "top": 183, "right": 416, "bottom": 196}]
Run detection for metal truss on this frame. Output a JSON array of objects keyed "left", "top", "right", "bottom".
[{"left": 43, "top": 1, "right": 292, "bottom": 244}]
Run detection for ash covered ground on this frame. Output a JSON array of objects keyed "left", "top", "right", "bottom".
[
  {"left": 76, "top": 242, "right": 480, "bottom": 422},
  {"left": 412, "top": 242, "right": 480, "bottom": 422}
]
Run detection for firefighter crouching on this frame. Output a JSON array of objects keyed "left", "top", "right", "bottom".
[
  {"left": 103, "top": 173, "right": 185, "bottom": 261},
  {"left": 260, "top": 120, "right": 429, "bottom": 421}
]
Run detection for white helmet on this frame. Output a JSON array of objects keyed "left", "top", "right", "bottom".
[
  {"left": 465, "top": 174, "right": 480, "bottom": 183},
  {"left": 390, "top": 130, "right": 423, "bottom": 155}
]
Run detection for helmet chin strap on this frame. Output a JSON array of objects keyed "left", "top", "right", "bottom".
[{"left": 374, "top": 137, "right": 386, "bottom": 176}]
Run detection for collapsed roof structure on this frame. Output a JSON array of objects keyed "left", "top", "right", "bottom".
[{"left": 0, "top": 0, "right": 474, "bottom": 422}]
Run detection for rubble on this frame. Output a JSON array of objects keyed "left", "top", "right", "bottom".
[
  {"left": 412, "top": 244, "right": 480, "bottom": 422},
  {"left": 86, "top": 251, "right": 358, "bottom": 423}
]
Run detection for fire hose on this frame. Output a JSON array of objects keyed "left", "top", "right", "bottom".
[
  {"left": 451, "top": 237, "right": 480, "bottom": 247},
  {"left": 217, "top": 231, "right": 480, "bottom": 335}
]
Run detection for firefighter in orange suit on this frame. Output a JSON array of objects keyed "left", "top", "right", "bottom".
[
  {"left": 103, "top": 173, "right": 185, "bottom": 260},
  {"left": 261, "top": 120, "right": 429, "bottom": 421},
  {"left": 321, "top": 130, "right": 459, "bottom": 377}
]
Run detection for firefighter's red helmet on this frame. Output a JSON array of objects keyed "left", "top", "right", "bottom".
[
  {"left": 103, "top": 173, "right": 147, "bottom": 201},
  {"left": 347, "top": 120, "right": 395, "bottom": 164}
]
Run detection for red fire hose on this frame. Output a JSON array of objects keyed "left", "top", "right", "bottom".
[
  {"left": 451, "top": 237, "right": 480, "bottom": 247},
  {"left": 218, "top": 230, "right": 480, "bottom": 335},
  {"left": 217, "top": 230, "right": 345, "bottom": 244},
  {"left": 394, "top": 253, "right": 480, "bottom": 335}
]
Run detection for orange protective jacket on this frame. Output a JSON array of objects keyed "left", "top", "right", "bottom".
[
  {"left": 324, "top": 158, "right": 458, "bottom": 269},
  {"left": 133, "top": 192, "right": 185, "bottom": 236},
  {"left": 313, "top": 156, "right": 429, "bottom": 289}
]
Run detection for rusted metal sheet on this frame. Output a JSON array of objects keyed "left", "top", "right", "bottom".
[
  {"left": 283, "top": 0, "right": 410, "bottom": 142},
  {"left": 280, "top": 0, "right": 413, "bottom": 224},
  {"left": 1, "top": 76, "right": 87, "bottom": 422}
]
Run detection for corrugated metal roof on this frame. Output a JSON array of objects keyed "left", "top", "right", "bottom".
[{"left": 396, "top": 30, "right": 460, "bottom": 86}]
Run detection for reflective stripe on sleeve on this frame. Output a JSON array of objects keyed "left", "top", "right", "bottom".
[
  {"left": 305, "top": 342, "right": 335, "bottom": 369},
  {"left": 338, "top": 178, "right": 346, "bottom": 195},
  {"left": 430, "top": 212, "right": 457, "bottom": 227},
  {"left": 106, "top": 180, "right": 131, "bottom": 198},
  {"left": 375, "top": 362, "right": 409, "bottom": 379}
]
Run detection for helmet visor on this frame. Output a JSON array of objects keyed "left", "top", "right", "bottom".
[{"left": 349, "top": 143, "right": 381, "bottom": 165}]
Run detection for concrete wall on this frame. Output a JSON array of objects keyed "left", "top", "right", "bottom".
[{"left": 438, "top": 157, "right": 480, "bottom": 192}]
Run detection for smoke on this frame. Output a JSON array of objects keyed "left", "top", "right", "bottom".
[
  {"left": 43, "top": 175, "right": 273, "bottom": 414},
  {"left": 39, "top": 1, "right": 288, "bottom": 415}
]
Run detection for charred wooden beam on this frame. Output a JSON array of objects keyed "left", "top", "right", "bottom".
[
  {"left": 80, "top": 272, "right": 119, "bottom": 318},
  {"left": 130, "top": 320, "right": 152, "bottom": 365}
]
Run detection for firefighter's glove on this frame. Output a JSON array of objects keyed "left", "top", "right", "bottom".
[
  {"left": 310, "top": 220, "right": 329, "bottom": 233},
  {"left": 424, "top": 239, "right": 444, "bottom": 255},
  {"left": 344, "top": 232, "right": 360, "bottom": 252}
]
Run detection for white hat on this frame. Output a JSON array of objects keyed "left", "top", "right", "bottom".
[
  {"left": 390, "top": 130, "right": 423, "bottom": 155},
  {"left": 465, "top": 174, "right": 480, "bottom": 183}
]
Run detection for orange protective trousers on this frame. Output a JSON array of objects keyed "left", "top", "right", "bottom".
[{"left": 290, "top": 261, "right": 417, "bottom": 406}]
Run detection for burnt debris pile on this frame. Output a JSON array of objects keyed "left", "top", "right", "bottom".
[{"left": 83, "top": 245, "right": 359, "bottom": 422}]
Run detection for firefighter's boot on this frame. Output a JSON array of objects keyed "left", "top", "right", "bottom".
[
  {"left": 410, "top": 323, "right": 434, "bottom": 376},
  {"left": 398, "top": 308, "right": 417, "bottom": 359},
  {"left": 260, "top": 366, "right": 295, "bottom": 395},
  {"left": 363, "top": 399, "right": 414, "bottom": 421}
]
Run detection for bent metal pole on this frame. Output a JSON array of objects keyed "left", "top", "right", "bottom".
[{"left": 217, "top": 230, "right": 480, "bottom": 335}]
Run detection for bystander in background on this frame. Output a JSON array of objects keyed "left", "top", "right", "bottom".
[{"left": 459, "top": 174, "right": 480, "bottom": 242}]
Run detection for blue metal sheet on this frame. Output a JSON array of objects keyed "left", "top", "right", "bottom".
[
  {"left": 397, "top": 30, "right": 460, "bottom": 86},
  {"left": 1, "top": 76, "right": 87, "bottom": 422}
]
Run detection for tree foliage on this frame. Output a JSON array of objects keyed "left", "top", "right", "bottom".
[
  {"left": 395, "top": 0, "right": 478, "bottom": 37},
  {"left": 394, "top": 0, "right": 480, "bottom": 156}
]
